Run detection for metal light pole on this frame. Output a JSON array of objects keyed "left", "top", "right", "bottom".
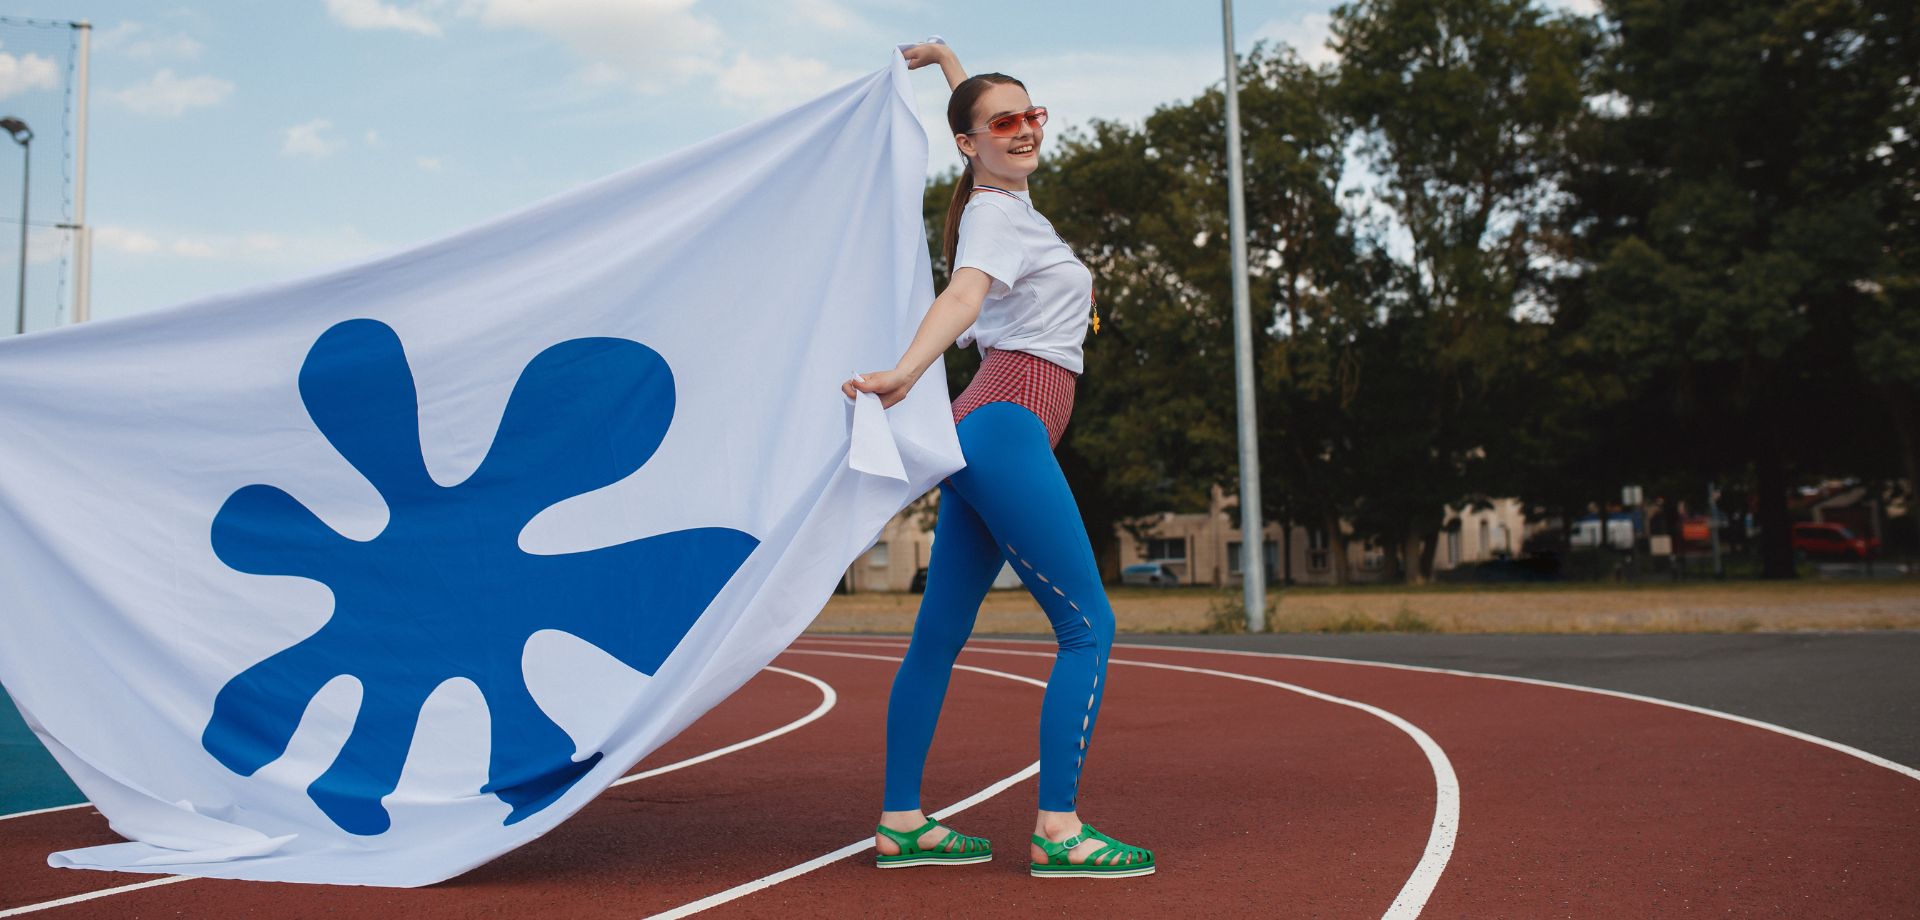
[
  {"left": 1221, "top": 0, "right": 1267, "bottom": 631},
  {"left": 69, "top": 20, "right": 91, "bottom": 324},
  {"left": 2, "top": 117, "right": 29, "bottom": 336},
  {"left": 1708, "top": 481, "right": 1724, "bottom": 579}
]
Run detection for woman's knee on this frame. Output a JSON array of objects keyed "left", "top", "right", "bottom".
[{"left": 1050, "top": 598, "right": 1114, "bottom": 653}]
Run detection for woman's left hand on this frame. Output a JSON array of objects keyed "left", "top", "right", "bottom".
[{"left": 900, "top": 42, "right": 949, "bottom": 72}]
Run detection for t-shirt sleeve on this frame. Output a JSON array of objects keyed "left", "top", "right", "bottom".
[{"left": 954, "top": 202, "right": 1026, "bottom": 297}]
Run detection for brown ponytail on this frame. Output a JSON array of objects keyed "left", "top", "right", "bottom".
[{"left": 940, "top": 72, "right": 1026, "bottom": 271}]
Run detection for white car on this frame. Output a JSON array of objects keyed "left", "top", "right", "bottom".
[{"left": 1121, "top": 562, "right": 1180, "bottom": 587}]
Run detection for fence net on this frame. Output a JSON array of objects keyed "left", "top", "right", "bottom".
[{"left": 0, "top": 16, "right": 81, "bottom": 334}]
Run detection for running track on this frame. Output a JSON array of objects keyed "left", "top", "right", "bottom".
[{"left": 2, "top": 636, "right": 1915, "bottom": 918}]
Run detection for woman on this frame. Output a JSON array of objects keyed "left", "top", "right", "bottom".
[{"left": 842, "top": 40, "right": 1154, "bottom": 879}]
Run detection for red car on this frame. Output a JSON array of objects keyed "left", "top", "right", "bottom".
[
  {"left": 1791, "top": 521, "right": 1880, "bottom": 560},
  {"left": 1682, "top": 515, "right": 1711, "bottom": 546}
]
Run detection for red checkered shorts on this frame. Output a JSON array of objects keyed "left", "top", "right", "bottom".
[{"left": 950, "top": 348, "right": 1077, "bottom": 449}]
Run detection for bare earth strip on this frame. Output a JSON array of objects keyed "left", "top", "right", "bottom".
[{"left": 808, "top": 579, "right": 1920, "bottom": 634}]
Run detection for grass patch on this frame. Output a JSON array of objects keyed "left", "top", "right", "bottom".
[
  {"left": 1320, "top": 607, "right": 1437, "bottom": 633},
  {"left": 1267, "top": 603, "right": 1439, "bottom": 633},
  {"left": 1201, "top": 589, "right": 1277, "bottom": 634}
]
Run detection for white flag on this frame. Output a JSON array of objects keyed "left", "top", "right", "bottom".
[{"left": 0, "top": 52, "right": 959, "bottom": 886}]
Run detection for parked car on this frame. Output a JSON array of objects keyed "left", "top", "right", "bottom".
[
  {"left": 1121, "top": 562, "right": 1180, "bottom": 587},
  {"left": 1791, "top": 521, "right": 1880, "bottom": 560}
]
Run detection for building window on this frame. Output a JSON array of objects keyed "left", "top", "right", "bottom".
[
  {"left": 868, "top": 541, "right": 889, "bottom": 568},
  {"left": 1478, "top": 519, "right": 1489, "bottom": 557},
  {"left": 1361, "top": 545, "right": 1384, "bottom": 570},
  {"left": 1446, "top": 530, "right": 1461, "bottom": 566},
  {"left": 1308, "top": 550, "right": 1328, "bottom": 573},
  {"left": 1226, "top": 540, "right": 1278, "bottom": 576},
  {"left": 1307, "top": 528, "right": 1329, "bottom": 550},
  {"left": 1144, "top": 537, "right": 1186, "bottom": 561}
]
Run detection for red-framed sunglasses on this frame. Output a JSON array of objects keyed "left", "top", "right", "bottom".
[{"left": 966, "top": 106, "right": 1048, "bottom": 138}]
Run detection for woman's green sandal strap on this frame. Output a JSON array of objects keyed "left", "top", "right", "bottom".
[
  {"left": 873, "top": 819, "right": 993, "bottom": 868},
  {"left": 1029, "top": 823, "right": 1156, "bottom": 878}
]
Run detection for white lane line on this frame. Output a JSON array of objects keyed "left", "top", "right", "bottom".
[
  {"left": 801, "top": 638, "right": 1457, "bottom": 920},
  {"left": 613, "top": 666, "right": 836, "bottom": 787},
  {"left": 816, "top": 635, "right": 1920, "bottom": 783},
  {"left": 643, "top": 648, "right": 1047, "bottom": 920},
  {"left": 0, "top": 877, "right": 192, "bottom": 918},
  {"left": 0, "top": 665, "right": 839, "bottom": 917},
  {"left": 0, "top": 666, "right": 836, "bottom": 823}
]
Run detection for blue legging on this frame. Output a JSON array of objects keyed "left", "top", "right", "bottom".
[{"left": 882, "top": 400, "right": 1116, "bottom": 813}]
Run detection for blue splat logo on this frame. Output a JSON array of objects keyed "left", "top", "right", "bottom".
[{"left": 202, "top": 319, "right": 758, "bottom": 835}]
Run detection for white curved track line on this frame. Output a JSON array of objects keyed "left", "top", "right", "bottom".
[
  {"left": 643, "top": 648, "right": 1047, "bottom": 920},
  {"left": 801, "top": 638, "right": 1457, "bottom": 920},
  {"left": 815, "top": 635, "right": 1920, "bottom": 783},
  {"left": 613, "top": 665, "right": 836, "bottom": 787},
  {"left": 0, "top": 665, "right": 840, "bottom": 917},
  {"left": 0, "top": 877, "right": 192, "bottom": 918},
  {"left": 0, "top": 667, "right": 836, "bottom": 823}
]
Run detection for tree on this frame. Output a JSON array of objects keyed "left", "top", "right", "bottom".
[
  {"left": 1559, "top": 0, "right": 1916, "bottom": 577},
  {"left": 1328, "top": 0, "right": 1597, "bottom": 580}
]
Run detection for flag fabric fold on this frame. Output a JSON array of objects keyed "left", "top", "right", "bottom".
[{"left": 0, "top": 50, "right": 959, "bottom": 886}]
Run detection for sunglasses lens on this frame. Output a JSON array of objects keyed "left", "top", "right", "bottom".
[{"left": 989, "top": 108, "right": 1048, "bottom": 137}]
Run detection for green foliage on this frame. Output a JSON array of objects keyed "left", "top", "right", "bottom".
[
  {"left": 1551, "top": 0, "right": 1917, "bottom": 576},
  {"left": 1321, "top": 0, "right": 1596, "bottom": 579},
  {"left": 912, "top": 0, "right": 1916, "bottom": 583}
]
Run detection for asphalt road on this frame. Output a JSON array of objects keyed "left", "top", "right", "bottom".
[{"left": 1115, "top": 630, "right": 1920, "bottom": 770}]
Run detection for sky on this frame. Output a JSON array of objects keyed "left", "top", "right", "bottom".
[{"left": 0, "top": 0, "right": 1589, "bottom": 329}]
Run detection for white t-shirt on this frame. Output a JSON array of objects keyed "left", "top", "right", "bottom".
[{"left": 952, "top": 186, "right": 1094, "bottom": 374}]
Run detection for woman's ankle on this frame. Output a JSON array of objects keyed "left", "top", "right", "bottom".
[
  {"left": 878, "top": 809, "right": 928, "bottom": 832},
  {"left": 1033, "top": 809, "right": 1083, "bottom": 839}
]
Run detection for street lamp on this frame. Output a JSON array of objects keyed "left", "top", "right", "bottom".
[
  {"left": 1, "top": 117, "right": 29, "bottom": 336},
  {"left": 1219, "top": 1, "right": 1266, "bottom": 630}
]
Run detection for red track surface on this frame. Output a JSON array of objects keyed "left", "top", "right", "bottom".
[{"left": 1, "top": 637, "right": 1915, "bottom": 918}]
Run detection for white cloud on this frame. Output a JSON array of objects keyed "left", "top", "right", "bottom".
[
  {"left": 416, "top": 155, "right": 443, "bottom": 171},
  {"left": 1250, "top": 13, "right": 1339, "bottom": 67},
  {"left": 474, "top": 0, "right": 724, "bottom": 90},
  {"left": 714, "top": 53, "right": 861, "bottom": 112},
  {"left": 364, "top": 129, "right": 383, "bottom": 147},
  {"left": 171, "top": 239, "right": 218, "bottom": 258},
  {"left": 93, "top": 21, "right": 204, "bottom": 60},
  {"left": 783, "top": 0, "right": 875, "bottom": 37},
  {"left": 324, "top": 0, "right": 444, "bottom": 37},
  {"left": 283, "top": 118, "right": 346, "bottom": 158},
  {"left": 108, "top": 69, "right": 234, "bottom": 117},
  {"left": 95, "top": 225, "right": 163, "bottom": 254},
  {"left": 95, "top": 225, "right": 294, "bottom": 261},
  {"left": 0, "top": 52, "right": 60, "bottom": 102}
]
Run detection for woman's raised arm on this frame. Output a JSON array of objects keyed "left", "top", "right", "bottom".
[{"left": 901, "top": 41, "right": 967, "bottom": 91}]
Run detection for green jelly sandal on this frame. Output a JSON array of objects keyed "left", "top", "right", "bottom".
[
  {"left": 1029, "top": 824, "right": 1155, "bottom": 879},
  {"left": 874, "top": 819, "right": 992, "bottom": 868}
]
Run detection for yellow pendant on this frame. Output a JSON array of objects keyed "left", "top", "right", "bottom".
[{"left": 1091, "top": 307, "right": 1100, "bottom": 334}]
